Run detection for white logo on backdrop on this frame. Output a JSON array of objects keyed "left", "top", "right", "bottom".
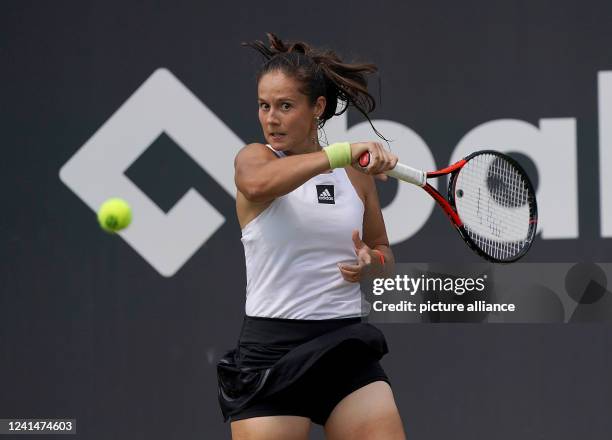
[
  {"left": 599, "top": 71, "right": 612, "bottom": 237},
  {"left": 59, "top": 68, "right": 242, "bottom": 277}
]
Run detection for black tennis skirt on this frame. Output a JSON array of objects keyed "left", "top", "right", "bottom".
[{"left": 217, "top": 315, "right": 390, "bottom": 424}]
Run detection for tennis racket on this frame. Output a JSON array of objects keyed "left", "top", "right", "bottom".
[{"left": 359, "top": 150, "right": 538, "bottom": 263}]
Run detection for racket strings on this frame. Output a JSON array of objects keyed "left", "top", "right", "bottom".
[
  {"left": 457, "top": 164, "right": 531, "bottom": 233},
  {"left": 454, "top": 153, "right": 535, "bottom": 260},
  {"left": 468, "top": 157, "right": 531, "bottom": 259}
]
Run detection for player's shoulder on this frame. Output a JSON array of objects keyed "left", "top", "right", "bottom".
[
  {"left": 238, "top": 142, "right": 269, "bottom": 154},
  {"left": 234, "top": 143, "right": 277, "bottom": 166}
]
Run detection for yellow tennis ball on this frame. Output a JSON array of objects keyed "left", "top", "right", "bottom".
[{"left": 97, "top": 198, "right": 132, "bottom": 233}]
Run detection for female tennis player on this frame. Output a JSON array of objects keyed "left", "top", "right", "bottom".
[{"left": 217, "top": 33, "right": 406, "bottom": 440}]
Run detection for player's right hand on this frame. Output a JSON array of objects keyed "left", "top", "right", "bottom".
[{"left": 349, "top": 142, "right": 398, "bottom": 181}]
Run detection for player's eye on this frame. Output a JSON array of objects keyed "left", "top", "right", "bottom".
[
  {"left": 281, "top": 102, "right": 292, "bottom": 110},
  {"left": 259, "top": 103, "right": 269, "bottom": 110}
]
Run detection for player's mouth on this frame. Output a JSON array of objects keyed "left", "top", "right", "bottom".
[{"left": 269, "top": 132, "right": 286, "bottom": 141}]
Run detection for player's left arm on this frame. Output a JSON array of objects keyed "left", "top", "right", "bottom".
[{"left": 362, "top": 175, "right": 395, "bottom": 270}]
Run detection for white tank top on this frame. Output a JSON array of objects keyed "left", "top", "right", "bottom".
[{"left": 242, "top": 145, "right": 367, "bottom": 319}]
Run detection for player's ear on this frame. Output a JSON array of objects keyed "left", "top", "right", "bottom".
[{"left": 314, "top": 96, "right": 326, "bottom": 119}]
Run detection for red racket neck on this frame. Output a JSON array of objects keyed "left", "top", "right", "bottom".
[
  {"left": 423, "top": 183, "right": 463, "bottom": 227},
  {"left": 427, "top": 159, "right": 466, "bottom": 177}
]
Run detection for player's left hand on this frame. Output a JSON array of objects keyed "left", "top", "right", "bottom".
[{"left": 337, "top": 230, "right": 373, "bottom": 283}]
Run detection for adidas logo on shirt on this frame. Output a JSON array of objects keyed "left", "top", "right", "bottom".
[{"left": 316, "top": 185, "right": 335, "bottom": 204}]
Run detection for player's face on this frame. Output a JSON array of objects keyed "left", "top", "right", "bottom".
[{"left": 257, "top": 70, "right": 319, "bottom": 154}]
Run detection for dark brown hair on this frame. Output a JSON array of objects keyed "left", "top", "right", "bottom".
[{"left": 242, "top": 33, "right": 386, "bottom": 140}]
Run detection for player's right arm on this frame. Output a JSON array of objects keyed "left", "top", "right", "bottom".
[
  {"left": 234, "top": 143, "right": 330, "bottom": 203},
  {"left": 234, "top": 142, "right": 394, "bottom": 203}
]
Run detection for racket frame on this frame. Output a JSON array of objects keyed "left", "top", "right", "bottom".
[{"left": 445, "top": 150, "right": 538, "bottom": 263}]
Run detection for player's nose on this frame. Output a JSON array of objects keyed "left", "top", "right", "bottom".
[{"left": 265, "top": 109, "right": 281, "bottom": 126}]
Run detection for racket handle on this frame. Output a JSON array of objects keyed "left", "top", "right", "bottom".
[{"left": 358, "top": 152, "right": 427, "bottom": 187}]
